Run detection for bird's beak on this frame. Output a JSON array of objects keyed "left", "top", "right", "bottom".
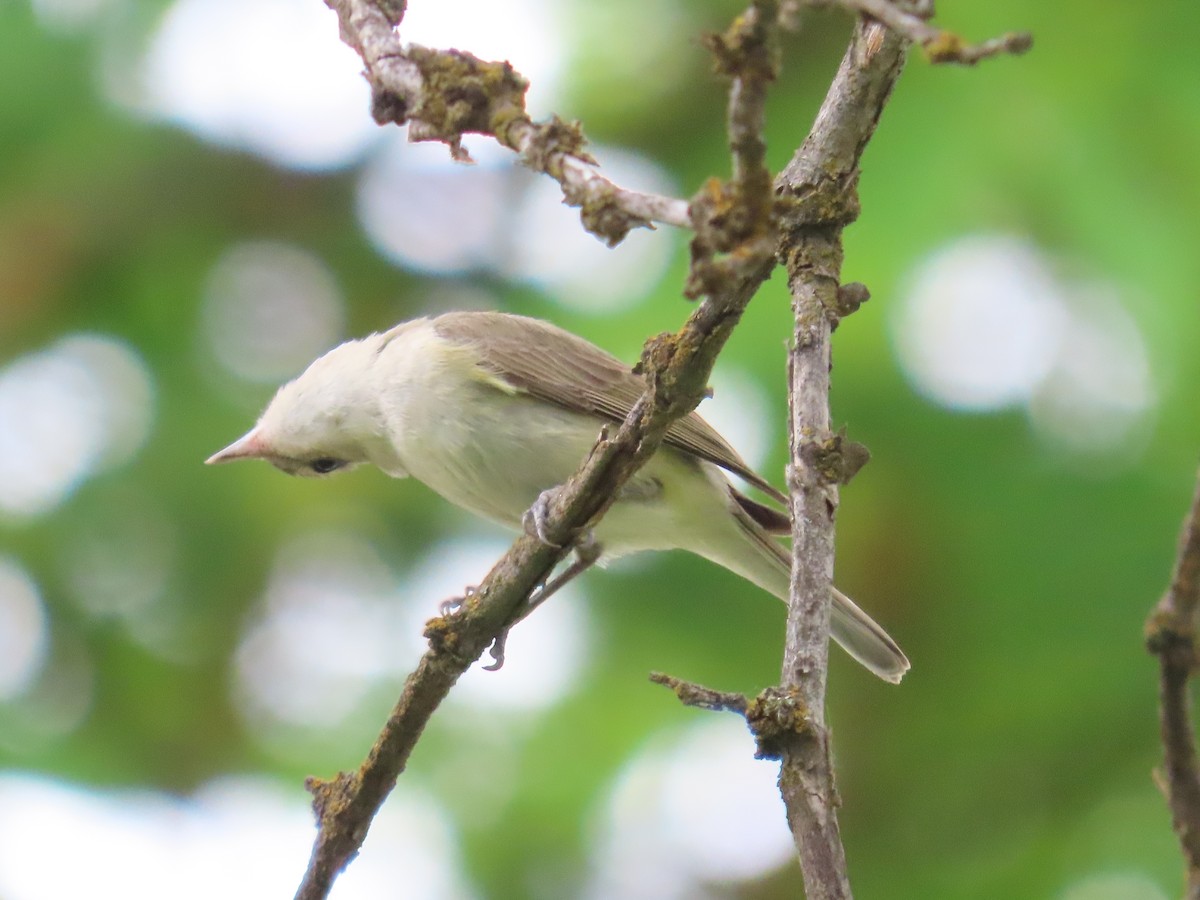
[{"left": 206, "top": 429, "right": 268, "bottom": 465}]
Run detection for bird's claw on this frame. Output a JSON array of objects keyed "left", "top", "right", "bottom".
[
  {"left": 523, "top": 487, "right": 601, "bottom": 556},
  {"left": 481, "top": 504, "right": 602, "bottom": 674},
  {"left": 522, "top": 489, "right": 564, "bottom": 548},
  {"left": 574, "top": 530, "right": 601, "bottom": 565},
  {"left": 483, "top": 630, "right": 509, "bottom": 671},
  {"left": 438, "top": 584, "right": 477, "bottom": 616}
]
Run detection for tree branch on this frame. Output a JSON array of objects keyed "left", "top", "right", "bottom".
[
  {"left": 294, "top": 5, "right": 781, "bottom": 897},
  {"left": 1147, "top": 464, "right": 1200, "bottom": 897},
  {"left": 324, "top": 0, "right": 691, "bottom": 244},
  {"left": 295, "top": 2, "right": 1030, "bottom": 897},
  {"left": 766, "top": 11, "right": 1025, "bottom": 896},
  {"left": 650, "top": 672, "right": 750, "bottom": 715},
  {"left": 771, "top": 13, "right": 911, "bottom": 898}
]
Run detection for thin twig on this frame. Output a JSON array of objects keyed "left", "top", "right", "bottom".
[
  {"left": 324, "top": 0, "right": 691, "bottom": 243},
  {"left": 762, "top": 0, "right": 1022, "bottom": 889},
  {"left": 650, "top": 675, "right": 816, "bottom": 766},
  {"left": 1147, "top": 465, "right": 1200, "bottom": 897},
  {"left": 803, "top": 0, "right": 1031, "bottom": 65},
  {"left": 650, "top": 672, "right": 750, "bottom": 715}
]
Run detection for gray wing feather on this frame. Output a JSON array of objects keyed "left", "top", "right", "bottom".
[
  {"left": 730, "top": 502, "right": 910, "bottom": 683},
  {"left": 433, "top": 311, "right": 787, "bottom": 505}
]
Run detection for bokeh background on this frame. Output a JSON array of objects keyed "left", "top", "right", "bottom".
[{"left": 1, "top": 0, "right": 1197, "bottom": 897}]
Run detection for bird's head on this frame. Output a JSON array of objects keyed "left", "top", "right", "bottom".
[{"left": 206, "top": 334, "right": 390, "bottom": 478}]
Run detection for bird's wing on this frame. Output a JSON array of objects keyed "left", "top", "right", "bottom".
[{"left": 433, "top": 311, "right": 787, "bottom": 505}]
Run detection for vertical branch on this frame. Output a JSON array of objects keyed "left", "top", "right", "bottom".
[
  {"left": 785, "top": 252, "right": 839, "bottom": 714},
  {"left": 1147, "top": 465, "right": 1200, "bottom": 898},
  {"left": 780, "top": 235, "right": 847, "bottom": 894},
  {"left": 773, "top": 16, "right": 910, "bottom": 899}
]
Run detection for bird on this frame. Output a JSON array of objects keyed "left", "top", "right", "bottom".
[{"left": 207, "top": 310, "right": 909, "bottom": 683}]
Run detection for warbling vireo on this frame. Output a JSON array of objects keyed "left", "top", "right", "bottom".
[{"left": 207, "top": 311, "right": 909, "bottom": 682}]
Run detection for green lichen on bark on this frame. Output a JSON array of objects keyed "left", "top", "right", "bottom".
[
  {"left": 405, "top": 45, "right": 529, "bottom": 152},
  {"left": 746, "top": 686, "right": 811, "bottom": 760},
  {"left": 520, "top": 116, "right": 595, "bottom": 174},
  {"left": 702, "top": 2, "right": 780, "bottom": 84},
  {"left": 799, "top": 429, "right": 871, "bottom": 486},
  {"left": 577, "top": 189, "right": 649, "bottom": 248}
]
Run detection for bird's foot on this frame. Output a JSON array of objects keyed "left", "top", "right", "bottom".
[
  {"left": 523, "top": 487, "right": 603, "bottom": 554},
  {"left": 438, "top": 584, "right": 477, "bottom": 616},
  {"left": 523, "top": 487, "right": 567, "bottom": 548},
  {"left": 520, "top": 487, "right": 595, "bottom": 549},
  {"left": 483, "top": 630, "right": 509, "bottom": 671},
  {"left": 529, "top": 531, "right": 600, "bottom": 604},
  {"left": 483, "top": 497, "right": 603, "bottom": 674},
  {"left": 481, "top": 532, "right": 603, "bottom": 673}
]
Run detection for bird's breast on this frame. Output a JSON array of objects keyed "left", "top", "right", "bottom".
[{"left": 384, "top": 368, "right": 605, "bottom": 529}]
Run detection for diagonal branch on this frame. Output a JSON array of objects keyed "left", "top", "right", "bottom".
[
  {"left": 324, "top": 0, "right": 691, "bottom": 244},
  {"left": 1146, "top": 465, "right": 1200, "bottom": 897}
]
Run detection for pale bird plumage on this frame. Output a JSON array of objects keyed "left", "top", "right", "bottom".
[{"left": 207, "top": 311, "right": 910, "bottom": 682}]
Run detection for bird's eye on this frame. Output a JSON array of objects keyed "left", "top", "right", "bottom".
[{"left": 309, "top": 457, "right": 344, "bottom": 475}]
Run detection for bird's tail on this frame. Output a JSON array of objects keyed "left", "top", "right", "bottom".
[{"left": 698, "top": 502, "right": 911, "bottom": 684}]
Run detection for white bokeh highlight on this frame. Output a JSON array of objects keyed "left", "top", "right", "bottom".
[
  {"left": 1027, "top": 282, "right": 1155, "bottom": 454},
  {"left": 400, "top": 532, "right": 592, "bottom": 714},
  {"left": 0, "top": 334, "right": 154, "bottom": 518},
  {"left": 235, "top": 525, "right": 591, "bottom": 738},
  {"left": 697, "top": 365, "right": 775, "bottom": 474},
  {"left": 894, "top": 236, "right": 1067, "bottom": 410},
  {"left": 63, "top": 513, "right": 175, "bottom": 621},
  {"left": 141, "top": 0, "right": 377, "bottom": 170},
  {"left": 1058, "top": 872, "right": 1167, "bottom": 900},
  {"left": 31, "top": 0, "right": 113, "bottom": 33},
  {"left": 202, "top": 241, "right": 345, "bottom": 384},
  {"left": 234, "top": 530, "right": 406, "bottom": 730},
  {"left": 0, "top": 774, "right": 475, "bottom": 900},
  {"left": 59, "top": 494, "right": 183, "bottom": 659},
  {"left": 0, "top": 559, "right": 49, "bottom": 701},
  {"left": 137, "top": 0, "right": 563, "bottom": 170},
  {"left": 357, "top": 136, "right": 677, "bottom": 306},
  {"left": 356, "top": 137, "right": 516, "bottom": 275},
  {"left": 2, "top": 635, "right": 96, "bottom": 751},
  {"left": 893, "top": 235, "right": 1155, "bottom": 456},
  {"left": 502, "top": 147, "right": 679, "bottom": 312},
  {"left": 585, "top": 717, "right": 794, "bottom": 899}
]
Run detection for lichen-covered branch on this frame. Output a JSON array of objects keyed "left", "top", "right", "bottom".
[
  {"left": 686, "top": 0, "right": 780, "bottom": 303},
  {"left": 323, "top": 0, "right": 690, "bottom": 244},
  {"left": 650, "top": 672, "right": 750, "bottom": 715},
  {"left": 1146, "top": 465, "right": 1200, "bottom": 897}
]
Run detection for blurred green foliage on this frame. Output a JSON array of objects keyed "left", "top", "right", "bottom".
[{"left": 1, "top": 0, "right": 1198, "bottom": 897}]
